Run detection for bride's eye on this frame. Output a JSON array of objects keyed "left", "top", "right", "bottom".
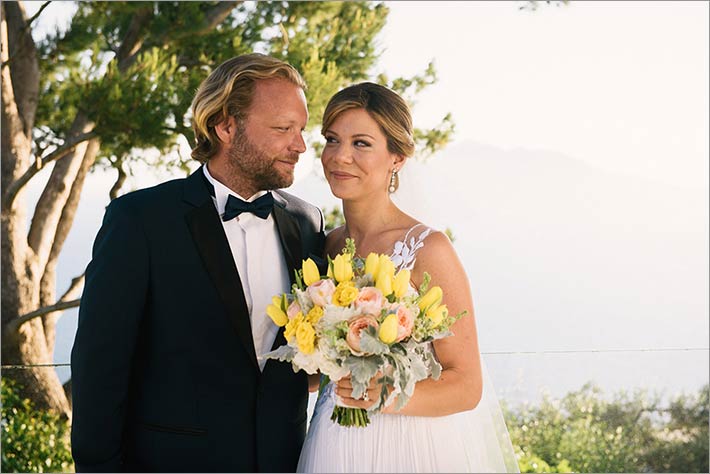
[
  {"left": 354, "top": 140, "right": 371, "bottom": 147},
  {"left": 324, "top": 136, "right": 338, "bottom": 144}
]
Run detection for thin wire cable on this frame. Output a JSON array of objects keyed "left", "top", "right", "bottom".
[
  {"left": 482, "top": 347, "right": 709, "bottom": 356},
  {"left": 1, "top": 347, "right": 708, "bottom": 369}
]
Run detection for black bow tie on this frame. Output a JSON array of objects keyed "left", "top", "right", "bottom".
[{"left": 222, "top": 192, "right": 274, "bottom": 221}]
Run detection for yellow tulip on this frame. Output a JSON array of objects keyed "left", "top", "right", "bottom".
[
  {"left": 426, "top": 304, "right": 448, "bottom": 328},
  {"left": 418, "top": 286, "right": 443, "bottom": 312},
  {"left": 302, "top": 258, "right": 320, "bottom": 286},
  {"left": 333, "top": 254, "right": 353, "bottom": 283},
  {"left": 271, "top": 294, "right": 288, "bottom": 311},
  {"left": 392, "top": 269, "right": 411, "bottom": 299},
  {"left": 266, "top": 303, "right": 288, "bottom": 327},
  {"left": 379, "top": 313, "right": 399, "bottom": 344},
  {"left": 375, "top": 257, "right": 395, "bottom": 296},
  {"left": 365, "top": 253, "right": 380, "bottom": 278},
  {"left": 378, "top": 254, "right": 394, "bottom": 270}
]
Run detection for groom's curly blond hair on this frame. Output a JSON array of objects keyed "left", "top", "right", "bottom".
[{"left": 190, "top": 53, "right": 307, "bottom": 163}]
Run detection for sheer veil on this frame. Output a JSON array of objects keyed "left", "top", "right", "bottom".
[
  {"left": 463, "top": 359, "right": 519, "bottom": 472},
  {"left": 394, "top": 164, "right": 519, "bottom": 473}
]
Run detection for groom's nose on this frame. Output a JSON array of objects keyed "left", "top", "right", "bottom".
[{"left": 289, "top": 131, "right": 306, "bottom": 154}]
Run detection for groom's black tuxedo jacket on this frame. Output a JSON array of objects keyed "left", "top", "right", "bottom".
[{"left": 71, "top": 167, "right": 325, "bottom": 473}]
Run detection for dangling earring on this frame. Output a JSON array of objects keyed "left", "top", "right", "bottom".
[{"left": 388, "top": 168, "right": 399, "bottom": 194}]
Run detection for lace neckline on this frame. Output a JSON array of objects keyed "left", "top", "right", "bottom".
[{"left": 342, "top": 223, "right": 433, "bottom": 272}]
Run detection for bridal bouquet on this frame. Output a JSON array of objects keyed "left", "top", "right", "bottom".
[{"left": 262, "top": 239, "right": 465, "bottom": 427}]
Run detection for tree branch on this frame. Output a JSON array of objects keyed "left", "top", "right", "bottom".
[
  {"left": 1, "top": 130, "right": 97, "bottom": 212},
  {"left": 109, "top": 160, "right": 127, "bottom": 200},
  {"left": 22, "top": 1, "right": 52, "bottom": 34},
  {"left": 8, "top": 298, "right": 81, "bottom": 333},
  {"left": 0, "top": 1, "right": 46, "bottom": 70},
  {"left": 7, "top": 273, "right": 84, "bottom": 334},
  {"left": 40, "top": 138, "right": 98, "bottom": 354},
  {"left": 1, "top": 1, "right": 40, "bottom": 137},
  {"left": 148, "top": 2, "right": 240, "bottom": 48},
  {"left": 199, "top": 1, "right": 240, "bottom": 35},
  {"left": 116, "top": 6, "right": 154, "bottom": 73}
]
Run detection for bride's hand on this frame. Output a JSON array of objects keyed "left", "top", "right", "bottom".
[{"left": 335, "top": 372, "right": 386, "bottom": 410}]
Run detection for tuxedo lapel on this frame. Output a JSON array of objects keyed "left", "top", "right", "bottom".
[
  {"left": 183, "top": 170, "right": 259, "bottom": 371},
  {"left": 265, "top": 197, "right": 303, "bottom": 364},
  {"left": 271, "top": 196, "right": 303, "bottom": 287}
]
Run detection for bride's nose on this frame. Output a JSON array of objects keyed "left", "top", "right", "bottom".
[{"left": 331, "top": 145, "right": 354, "bottom": 164}]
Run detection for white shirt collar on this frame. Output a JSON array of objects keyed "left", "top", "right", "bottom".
[{"left": 202, "top": 164, "right": 269, "bottom": 215}]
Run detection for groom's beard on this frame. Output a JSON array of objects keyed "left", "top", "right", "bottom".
[{"left": 226, "top": 126, "right": 299, "bottom": 192}]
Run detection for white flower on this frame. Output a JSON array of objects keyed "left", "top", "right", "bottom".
[
  {"left": 292, "top": 350, "right": 321, "bottom": 374},
  {"left": 319, "top": 304, "right": 358, "bottom": 328}
]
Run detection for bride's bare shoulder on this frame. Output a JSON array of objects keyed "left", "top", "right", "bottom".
[{"left": 411, "top": 229, "right": 467, "bottom": 284}]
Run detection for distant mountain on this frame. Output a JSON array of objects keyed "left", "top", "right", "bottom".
[{"left": 290, "top": 140, "right": 709, "bottom": 354}]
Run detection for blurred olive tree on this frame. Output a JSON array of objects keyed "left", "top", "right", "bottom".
[{"left": 505, "top": 383, "right": 709, "bottom": 473}]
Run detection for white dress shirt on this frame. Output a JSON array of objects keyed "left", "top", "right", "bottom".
[{"left": 203, "top": 165, "right": 290, "bottom": 371}]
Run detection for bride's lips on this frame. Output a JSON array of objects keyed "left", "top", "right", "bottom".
[{"left": 330, "top": 171, "right": 357, "bottom": 180}]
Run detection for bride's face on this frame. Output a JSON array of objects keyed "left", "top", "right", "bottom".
[{"left": 321, "top": 108, "right": 400, "bottom": 201}]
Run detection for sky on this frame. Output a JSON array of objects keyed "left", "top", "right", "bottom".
[
  {"left": 377, "top": 1, "right": 709, "bottom": 190},
  {"left": 21, "top": 1, "right": 709, "bottom": 401},
  {"left": 25, "top": 1, "right": 709, "bottom": 190}
]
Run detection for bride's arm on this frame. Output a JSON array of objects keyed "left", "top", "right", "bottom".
[
  {"left": 308, "top": 373, "right": 321, "bottom": 392},
  {"left": 389, "top": 231, "right": 483, "bottom": 416},
  {"left": 336, "top": 231, "right": 484, "bottom": 416}
]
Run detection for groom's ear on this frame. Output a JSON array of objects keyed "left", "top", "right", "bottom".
[{"left": 214, "top": 115, "right": 237, "bottom": 144}]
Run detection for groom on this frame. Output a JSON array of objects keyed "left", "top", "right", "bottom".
[{"left": 71, "top": 54, "right": 324, "bottom": 472}]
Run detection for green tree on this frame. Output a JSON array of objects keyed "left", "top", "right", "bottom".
[
  {"left": 1, "top": 1, "right": 453, "bottom": 415},
  {"left": 505, "top": 383, "right": 710, "bottom": 473},
  {"left": 1, "top": 378, "right": 73, "bottom": 472}
]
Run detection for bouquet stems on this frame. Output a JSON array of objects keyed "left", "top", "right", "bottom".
[
  {"left": 319, "top": 374, "right": 371, "bottom": 427},
  {"left": 331, "top": 405, "right": 370, "bottom": 427}
]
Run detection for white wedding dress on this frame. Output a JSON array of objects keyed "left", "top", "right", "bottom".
[{"left": 297, "top": 225, "right": 520, "bottom": 473}]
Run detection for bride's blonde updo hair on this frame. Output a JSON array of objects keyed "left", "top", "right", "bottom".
[
  {"left": 190, "top": 53, "right": 306, "bottom": 163},
  {"left": 322, "top": 82, "right": 415, "bottom": 160}
]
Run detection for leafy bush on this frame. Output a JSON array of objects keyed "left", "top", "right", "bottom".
[
  {"left": 505, "top": 383, "right": 709, "bottom": 473},
  {"left": 1, "top": 378, "right": 74, "bottom": 473}
]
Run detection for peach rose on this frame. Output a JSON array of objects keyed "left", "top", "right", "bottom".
[
  {"left": 354, "top": 286, "right": 385, "bottom": 315},
  {"left": 394, "top": 305, "right": 415, "bottom": 342},
  {"left": 345, "top": 314, "right": 379, "bottom": 354},
  {"left": 307, "top": 279, "right": 336, "bottom": 307}
]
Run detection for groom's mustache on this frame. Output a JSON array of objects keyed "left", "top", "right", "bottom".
[{"left": 278, "top": 153, "right": 301, "bottom": 164}]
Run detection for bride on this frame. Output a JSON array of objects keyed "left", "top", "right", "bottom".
[{"left": 297, "top": 82, "right": 519, "bottom": 473}]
